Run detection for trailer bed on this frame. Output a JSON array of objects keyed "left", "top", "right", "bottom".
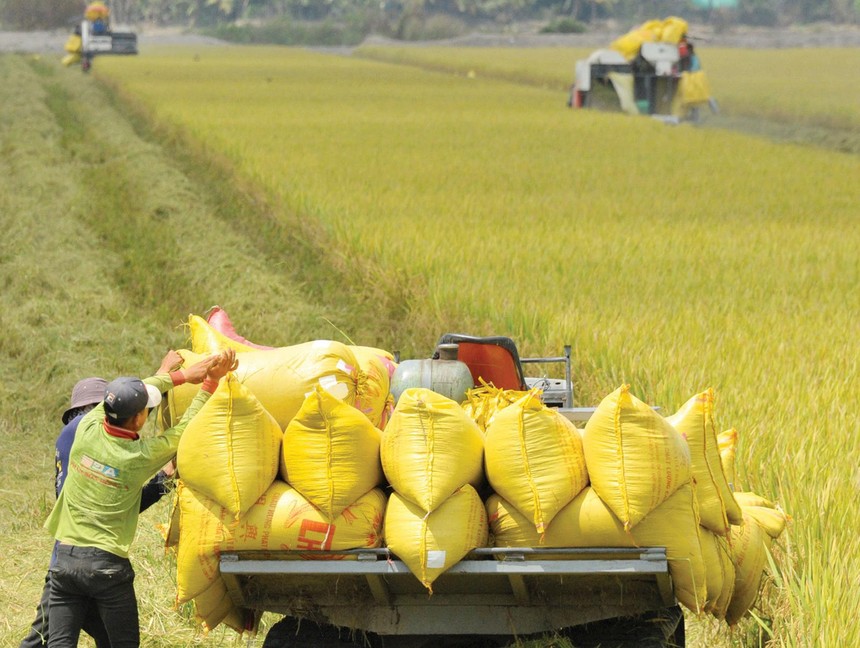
[{"left": 221, "top": 546, "right": 675, "bottom": 638}]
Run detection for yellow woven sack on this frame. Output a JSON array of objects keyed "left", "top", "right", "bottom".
[
  {"left": 726, "top": 513, "right": 772, "bottom": 626},
  {"left": 733, "top": 491, "right": 774, "bottom": 508},
  {"left": 282, "top": 385, "right": 382, "bottom": 520},
  {"left": 680, "top": 71, "right": 712, "bottom": 106},
  {"left": 84, "top": 1, "right": 109, "bottom": 20},
  {"left": 734, "top": 493, "right": 790, "bottom": 539},
  {"left": 349, "top": 345, "right": 396, "bottom": 428},
  {"left": 699, "top": 527, "right": 737, "bottom": 618},
  {"left": 700, "top": 532, "right": 735, "bottom": 620},
  {"left": 667, "top": 390, "right": 743, "bottom": 533},
  {"left": 583, "top": 385, "right": 691, "bottom": 531},
  {"left": 191, "top": 579, "right": 237, "bottom": 634},
  {"left": 384, "top": 485, "right": 488, "bottom": 591},
  {"left": 168, "top": 342, "right": 363, "bottom": 430},
  {"left": 381, "top": 388, "right": 484, "bottom": 513},
  {"left": 488, "top": 483, "right": 706, "bottom": 613},
  {"left": 63, "top": 34, "right": 82, "bottom": 54},
  {"left": 189, "top": 313, "right": 259, "bottom": 354},
  {"left": 175, "top": 483, "right": 226, "bottom": 603},
  {"left": 659, "top": 16, "right": 688, "bottom": 43},
  {"left": 234, "top": 481, "right": 385, "bottom": 552},
  {"left": 485, "top": 391, "right": 588, "bottom": 534},
  {"left": 610, "top": 26, "right": 657, "bottom": 60},
  {"left": 717, "top": 428, "right": 738, "bottom": 491},
  {"left": 177, "top": 374, "right": 282, "bottom": 521}
]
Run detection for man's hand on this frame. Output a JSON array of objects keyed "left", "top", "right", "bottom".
[
  {"left": 161, "top": 459, "right": 176, "bottom": 478},
  {"left": 181, "top": 354, "right": 219, "bottom": 385},
  {"left": 206, "top": 348, "right": 238, "bottom": 382},
  {"left": 157, "top": 350, "right": 184, "bottom": 375}
]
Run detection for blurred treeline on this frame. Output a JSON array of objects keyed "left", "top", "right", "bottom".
[{"left": 1, "top": 0, "right": 858, "bottom": 44}]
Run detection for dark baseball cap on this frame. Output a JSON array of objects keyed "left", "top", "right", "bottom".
[
  {"left": 62, "top": 377, "right": 108, "bottom": 424},
  {"left": 103, "top": 377, "right": 162, "bottom": 420}
]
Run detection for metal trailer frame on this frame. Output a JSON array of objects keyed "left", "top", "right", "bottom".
[{"left": 220, "top": 547, "right": 675, "bottom": 638}]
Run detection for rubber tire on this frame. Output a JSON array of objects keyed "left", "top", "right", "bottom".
[
  {"left": 262, "top": 616, "right": 371, "bottom": 648},
  {"left": 559, "top": 605, "right": 685, "bottom": 648}
]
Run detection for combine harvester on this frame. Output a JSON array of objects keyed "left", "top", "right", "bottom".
[
  {"left": 62, "top": 1, "right": 138, "bottom": 72},
  {"left": 568, "top": 16, "right": 718, "bottom": 123}
]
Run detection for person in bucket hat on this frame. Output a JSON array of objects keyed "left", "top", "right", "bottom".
[
  {"left": 43, "top": 347, "right": 237, "bottom": 647},
  {"left": 21, "top": 355, "right": 185, "bottom": 648}
]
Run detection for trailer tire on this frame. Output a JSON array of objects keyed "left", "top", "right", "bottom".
[
  {"left": 262, "top": 615, "right": 373, "bottom": 648},
  {"left": 559, "top": 605, "right": 684, "bottom": 648}
]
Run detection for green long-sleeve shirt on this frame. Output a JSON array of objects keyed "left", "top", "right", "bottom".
[{"left": 45, "top": 374, "right": 212, "bottom": 558}]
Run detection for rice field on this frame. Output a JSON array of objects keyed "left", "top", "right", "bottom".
[
  {"left": 88, "top": 44, "right": 860, "bottom": 647},
  {"left": 1, "top": 39, "right": 857, "bottom": 646}
]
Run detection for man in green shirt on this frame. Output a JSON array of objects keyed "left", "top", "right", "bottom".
[{"left": 44, "top": 348, "right": 237, "bottom": 647}]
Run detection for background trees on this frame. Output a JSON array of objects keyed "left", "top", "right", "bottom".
[{"left": 0, "top": 0, "right": 857, "bottom": 36}]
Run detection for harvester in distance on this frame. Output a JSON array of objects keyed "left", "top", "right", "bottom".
[
  {"left": 62, "top": 1, "right": 138, "bottom": 72},
  {"left": 568, "top": 16, "right": 718, "bottom": 123}
]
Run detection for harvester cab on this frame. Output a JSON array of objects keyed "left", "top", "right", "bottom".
[
  {"left": 568, "top": 16, "right": 718, "bottom": 123},
  {"left": 62, "top": 1, "right": 138, "bottom": 72}
]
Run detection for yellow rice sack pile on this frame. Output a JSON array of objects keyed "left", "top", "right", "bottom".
[
  {"left": 167, "top": 313, "right": 787, "bottom": 632},
  {"left": 583, "top": 384, "right": 691, "bottom": 531},
  {"left": 484, "top": 390, "right": 588, "bottom": 535},
  {"left": 611, "top": 16, "right": 689, "bottom": 60},
  {"left": 168, "top": 342, "right": 365, "bottom": 430},
  {"left": 666, "top": 389, "right": 743, "bottom": 534},
  {"left": 174, "top": 480, "right": 385, "bottom": 630},
  {"left": 189, "top": 313, "right": 396, "bottom": 429},
  {"left": 169, "top": 312, "right": 400, "bottom": 633},
  {"left": 488, "top": 483, "right": 707, "bottom": 612}
]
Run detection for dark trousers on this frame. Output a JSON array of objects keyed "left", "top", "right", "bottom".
[
  {"left": 47, "top": 544, "right": 139, "bottom": 648},
  {"left": 20, "top": 571, "right": 111, "bottom": 648}
]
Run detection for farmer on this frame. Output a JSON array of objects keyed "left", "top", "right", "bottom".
[
  {"left": 43, "top": 348, "right": 238, "bottom": 648},
  {"left": 21, "top": 354, "right": 183, "bottom": 647}
]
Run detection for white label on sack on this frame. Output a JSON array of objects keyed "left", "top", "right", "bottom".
[
  {"left": 336, "top": 359, "right": 353, "bottom": 374},
  {"left": 312, "top": 340, "right": 331, "bottom": 350},
  {"left": 426, "top": 550, "right": 446, "bottom": 568},
  {"left": 319, "top": 376, "right": 349, "bottom": 400}
]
